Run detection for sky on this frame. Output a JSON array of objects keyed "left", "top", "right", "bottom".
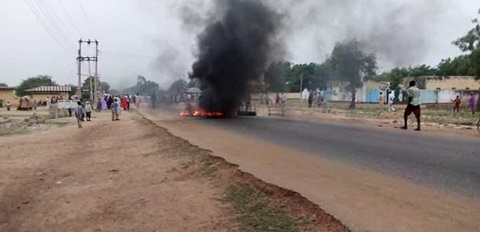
[{"left": 0, "top": 0, "right": 479, "bottom": 89}]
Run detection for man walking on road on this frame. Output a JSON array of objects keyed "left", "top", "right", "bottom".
[
  {"left": 85, "top": 101, "right": 92, "bottom": 121},
  {"left": 401, "top": 81, "right": 421, "bottom": 131},
  {"left": 75, "top": 101, "right": 84, "bottom": 129}
]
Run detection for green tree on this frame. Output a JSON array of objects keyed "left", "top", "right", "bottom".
[
  {"left": 68, "top": 84, "right": 78, "bottom": 96},
  {"left": 264, "top": 61, "right": 290, "bottom": 92},
  {"left": 16, "top": 75, "right": 56, "bottom": 97},
  {"left": 375, "top": 67, "right": 410, "bottom": 90},
  {"left": 329, "top": 40, "right": 377, "bottom": 109},
  {"left": 436, "top": 56, "right": 475, "bottom": 76},
  {"left": 186, "top": 79, "right": 200, "bottom": 88},
  {"left": 453, "top": 9, "right": 480, "bottom": 78},
  {"left": 136, "top": 75, "right": 160, "bottom": 96},
  {"left": 81, "top": 77, "right": 111, "bottom": 99}
]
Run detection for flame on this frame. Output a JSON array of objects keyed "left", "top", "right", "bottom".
[
  {"left": 179, "top": 109, "right": 223, "bottom": 118},
  {"left": 179, "top": 110, "right": 191, "bottom": 116}
]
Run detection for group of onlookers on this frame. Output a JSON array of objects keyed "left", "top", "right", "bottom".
[{"left": 452, "top": 92, "right": 478, "bottom": 114}]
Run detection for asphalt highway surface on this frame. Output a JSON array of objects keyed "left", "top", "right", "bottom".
[{"left": 198, "top": 116, "right": 480, "bottom": 198}]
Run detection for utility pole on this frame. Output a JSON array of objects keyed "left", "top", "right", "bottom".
[
  {"left": 77, "top": 40, "right": 82, "bottom": 97},
  {"left": 76, "top": 39, "right": 99, "bottom": 102},
  {"left": 94, "top": 40, "right": 99, "bottom": 107},
  {"left": 299, "top": 74, "right": 303, "bottom": 94}
]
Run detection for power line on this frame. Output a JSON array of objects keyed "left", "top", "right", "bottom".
[
  {"left": 78, "top": 0, "right": 94, "bottom": 36},
  {"left": 37, "top": 0, "right": 77, "bottom": 40},
  {"left": 23, "top": 0, "right": 73, "bottom": 53},
  {"left": 29, "top": 0, "right": 75, "bottom": 51},
  {"left": 33, "top": 0, "right": 76, "bottom": 46},
  {"left": 57, "top": 0, "right": 83, "bottom": 37}
]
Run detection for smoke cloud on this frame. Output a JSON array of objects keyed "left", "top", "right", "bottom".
[
  {"left": 276, "top": 0, "right": 451, "bottom": 68},
  {"left": 189, "top": 0, "right": 285, "bottom": 114}
]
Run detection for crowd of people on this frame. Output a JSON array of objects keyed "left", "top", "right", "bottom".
[{"left": 72, "top": 94, "right": 141, "bottom": 128}]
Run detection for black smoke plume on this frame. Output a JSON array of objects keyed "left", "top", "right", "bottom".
[{"left": 190, "top": 0, "right": 284, "bottom": 115}]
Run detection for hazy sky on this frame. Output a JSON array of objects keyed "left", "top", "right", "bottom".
[{"left": 0, "top": 0, "right": 479, "bottom": 89}]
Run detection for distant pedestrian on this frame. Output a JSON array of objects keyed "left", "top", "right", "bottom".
[
  {"left": 46, "top": 97, "right": 50, "bottom": 109},
  {"left": 379, "top": 92, "right": 385, "bottom": 111},
  {"left": 97, "top": 98, "right": 102, "bottom": 112},
  {"left": 6, "top": 101, "right": 11, "bottom": 111},
  {"left": 401, "top": 81, "right": 421, "bottom": 131},
  {"left": 468, "top": 92, "right": 476, "bottom": 114},
  {"left": 101, "top": 96, "right": 107, "bottom": 110},
  {"left": 388, "top": 91, "right": 396, "bottom": 112},
  {"left": 32, "top": 100, "right": 37, "bottom": 111},
  {"left": 85, "top": 101, "right": 92, "bottom": 121},
  {"left": 75, "top": 101, "right": 84, "bottom": 128},
  {"left": 107, "top": 96, "right": 113, "bottom": 109},
  {"left": 312, "top": 93, "right": 319, "bottom": 108},
  {"left": 452, "top": 95, "right": 461, "bottom": 113},
  {"left": 111, "top": 98, "right": 119, "bottom": 121},
  {"left": 280, "top": 93, "right": 287, "bottom": 108},
  {"left": 275, "top": 93, "right": 280, "bottom": 106},
  {"left": 308, "top": 91, "right": 314, "bottom": 108},
  {"left": 398, "top": 91, "right": 404, "bottom": 103},
  {"left": 121, "top": 95, "right": 128, "bottom": 110}
]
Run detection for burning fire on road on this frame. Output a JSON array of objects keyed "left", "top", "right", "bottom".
[{"left": 179, "top": 109, "right": 224, "bottom": 118}]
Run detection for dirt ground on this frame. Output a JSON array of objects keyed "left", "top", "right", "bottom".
[
  {"left": 0, "top": 111, "right": 235, "bottom": 232},
  {"left": 142, "top": 107, "right": 480, "bottom": 232},
  {"left": 0, "top": 110, "right": 348, "bottom": 232}
]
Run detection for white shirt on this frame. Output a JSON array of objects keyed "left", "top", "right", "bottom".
[{"left": 407, "top": 86, "right": 421, "bottom": 106}]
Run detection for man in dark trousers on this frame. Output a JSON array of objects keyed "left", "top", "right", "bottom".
[{"left": 401, "top": 81, "right": 421, "bottom": 131}]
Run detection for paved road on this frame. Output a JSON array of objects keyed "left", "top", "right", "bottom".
[{"left": 198, "top": 116, "right": 480, "bottom": 198}]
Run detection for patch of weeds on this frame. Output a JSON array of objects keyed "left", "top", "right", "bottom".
[
  {"left": 190, "top": 152, "right": 220, "bottom": 177},
  {"left": 132, "top": 116, "right": 151, "bottom": 125},
  {"left": 225, "top": 183, "right": 297, "bottom": 232},
  {"left": 44, "top": 121, "right": 69, "bottom": 127}
]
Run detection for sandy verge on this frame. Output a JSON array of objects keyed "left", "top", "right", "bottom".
[{"left": 0, "top": 112, "right": 234, "bottom": 232}]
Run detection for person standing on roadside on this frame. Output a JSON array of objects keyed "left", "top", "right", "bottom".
[
  {"left": 6, "top": 101, "right": 11, "bottom": 111},
  {"left": 468, "top": 92, "right": 476, "bottom": 114},
  {"left": 46, "top": 97, "right": 50, "bottom": 109},
  {"left": 379, "top": 92, "right": 385, "bottom": 112},
  {"left": 111, "top": 98, "right": 120, "bottom": 121},
  {"left": 452, "top": 95, "right": 461, "bottom": 113},
  {"left": 75, "top": 101, "right": 84, "bottom": 128},
  {"left": 85, "top": 101, "right": 92, "bottom": 121},
  {"left": 388, "top": 91, "right": 396, "bottom": 112},
  {"left": 401, "top": 81, "right": 421, "bottom": 131}
]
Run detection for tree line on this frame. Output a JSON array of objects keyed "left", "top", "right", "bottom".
[{"left": 12, "top": 75, "right": 111, "bottom": 99}]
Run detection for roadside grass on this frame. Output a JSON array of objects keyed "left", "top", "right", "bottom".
[
  {"left": 225, "top": 183, "right": 299, "bottom": 232},
  {"left": 137, "top": 114, "right": 313, "bottom": 232}
]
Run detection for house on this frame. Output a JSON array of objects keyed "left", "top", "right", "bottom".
[
  {"left": 421, "top": 76, "right": 480, "bottom": 91},
  {"left": 0, "top": 86, "right": 17, "bottom": 107},
  {"left": 404, "top": 76, "right": 480, "bottom": 104},
  {"left": 26, "top": 85, "right": 71, "bottom": 102},
  {"left": 326, "top": 80, "right": 390, "bottom": 103}
]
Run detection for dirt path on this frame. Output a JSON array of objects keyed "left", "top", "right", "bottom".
[
  {"left": 142, "top": 108, "right": 480, "bottom": 232},
  {"left": 0, "top": 111, "right": 234, "bottom": 232}
]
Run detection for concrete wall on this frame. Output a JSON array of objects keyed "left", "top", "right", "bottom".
[
  {"left": 417, "top": 89, "right": 460, "bottom": 104},
  {"left": 0, "top": 89, "right": 17, "bottom": 106},
  {"left": 424, "top": 76, "right": 480, "bottom": 91},
  {"left": 29, "top": 93, "right": 70, "bottom": 102}
]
